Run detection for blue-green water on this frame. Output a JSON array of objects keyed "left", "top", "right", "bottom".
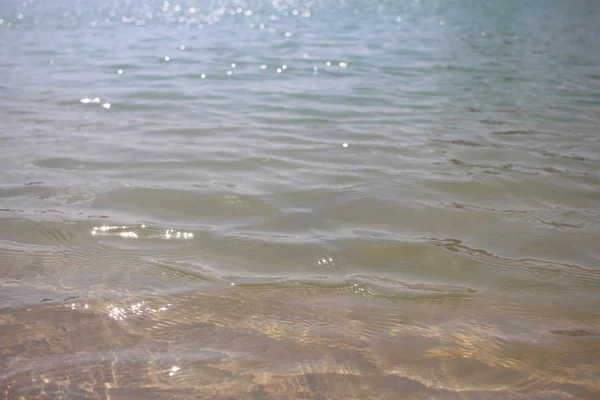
[{"left": 1, "top": 0, "right": 600, "bottom": 398}]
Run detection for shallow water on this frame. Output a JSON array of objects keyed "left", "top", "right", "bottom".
[{"left": 1, "top": 0, "right": 600, "bottom": 398}]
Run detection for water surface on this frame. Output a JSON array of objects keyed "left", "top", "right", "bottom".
[{"left": 1, "top": 0, "right": 600, "bottom": 398}]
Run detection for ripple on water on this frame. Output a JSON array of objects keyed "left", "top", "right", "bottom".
[{"left": 2, "top": 284, "right": 599, "bottom": 399}]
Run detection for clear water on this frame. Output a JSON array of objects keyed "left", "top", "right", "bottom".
[{"left": 1, "top": 0, "right": 600, "bottom": 398}]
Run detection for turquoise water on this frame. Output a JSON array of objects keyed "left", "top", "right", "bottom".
[{"left": 1, "top": 0, "right": 600, "bottom": 398}]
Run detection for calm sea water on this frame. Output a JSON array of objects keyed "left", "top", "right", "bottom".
[{"left": 1, "top": 0, "right": 600, "bottom": 398}]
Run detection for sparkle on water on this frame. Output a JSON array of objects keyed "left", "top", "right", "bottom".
[{"left": 91, "top": 225, "right": 194, "bottom": 240}]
